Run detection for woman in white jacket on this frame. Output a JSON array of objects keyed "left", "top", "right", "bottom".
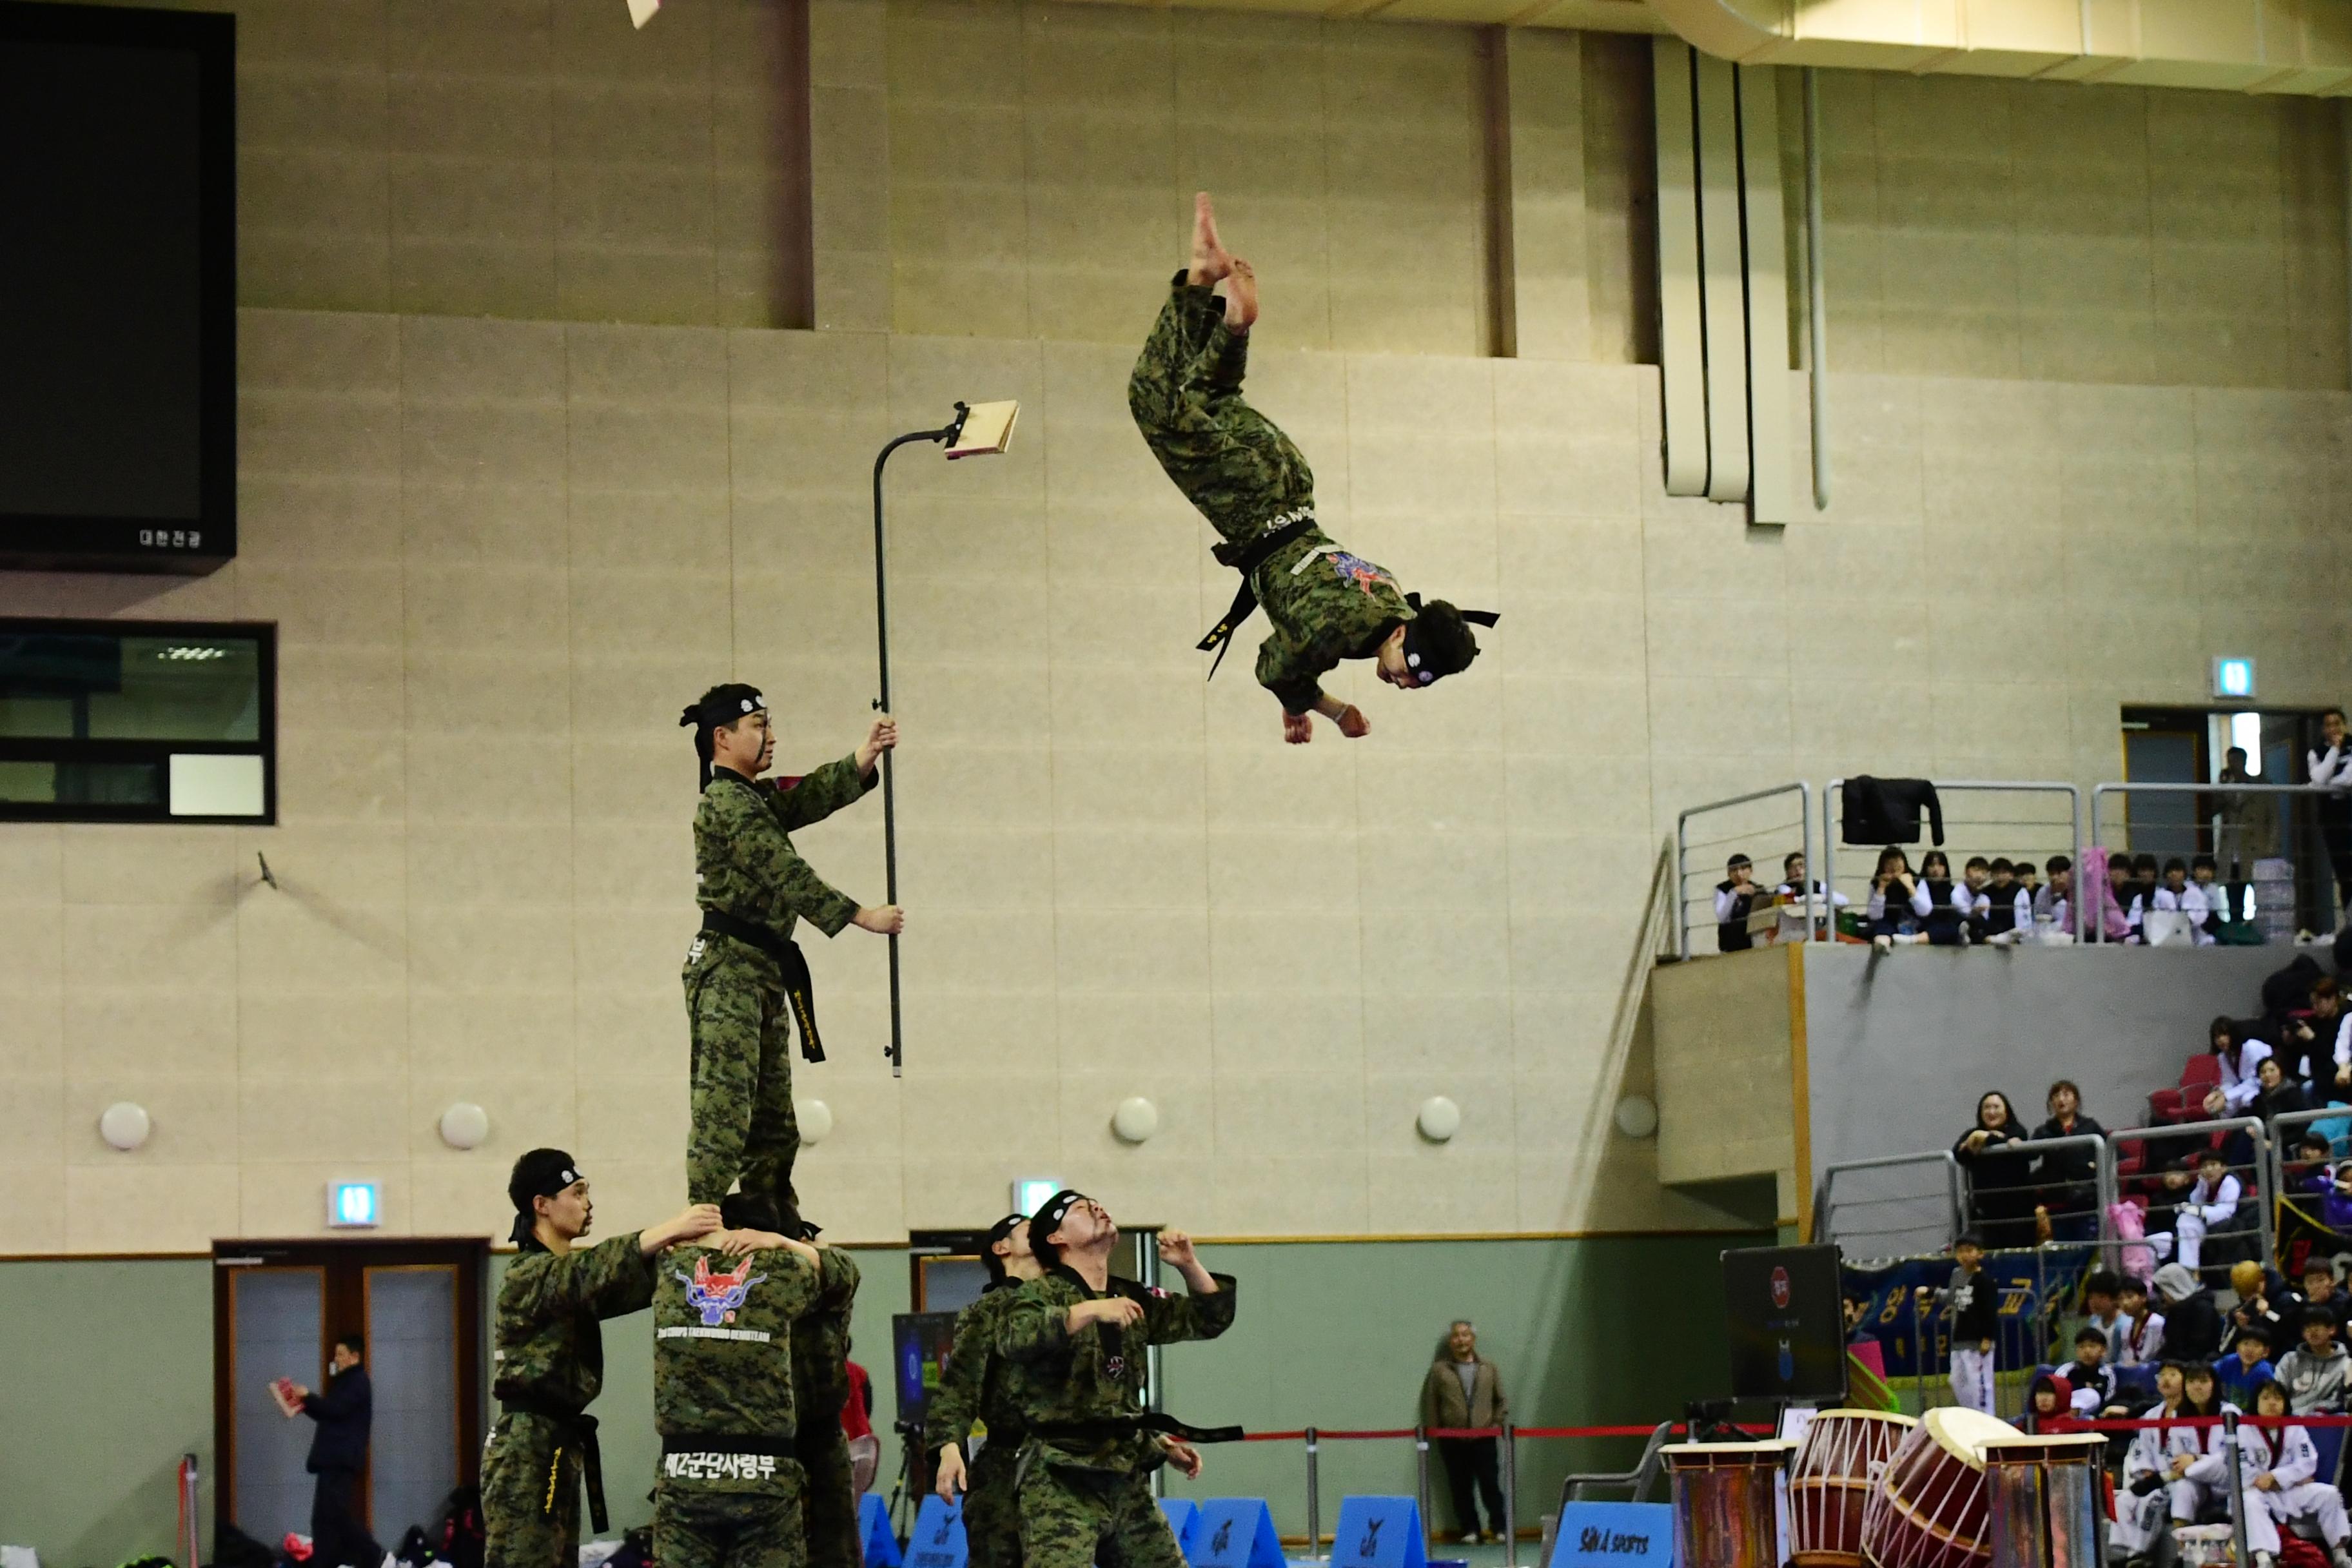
[
  {"left": 2115, "top": 1362, "right": 2220, "bottom": 1556},
  {"left": 2244, "top": 1378, "right": 2352, "bottom": 1568}
]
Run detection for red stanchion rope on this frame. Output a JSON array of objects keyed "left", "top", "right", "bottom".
[{"left": 1239, "top": 1423, "right": 1762, "bottom": 1442}]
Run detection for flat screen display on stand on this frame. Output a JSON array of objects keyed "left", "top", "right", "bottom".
[
  {"left": 1721, "top": 1242, "right": 1847, "bottom": 1404},
  {"left": 0, "top": 1, "right": 235, "bottom": 574}
]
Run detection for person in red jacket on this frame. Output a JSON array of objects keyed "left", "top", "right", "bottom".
[{"left": 842, "top": 1357, "right": 876, "bottom": 1493}]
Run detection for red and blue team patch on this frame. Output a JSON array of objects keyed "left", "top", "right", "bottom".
[
  {"left": 1326, "top": 552, "right": 1394, "bottom": 594},
  {"left": 680, "top": 1255, "right": 766, "bottom": 1326}
]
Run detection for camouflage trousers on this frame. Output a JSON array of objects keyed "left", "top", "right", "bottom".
[
  {"left": 1017, "top": 1462, "right": 1182, "bottom": 1568},
  {"left": 683, "top": 941, "right": 798, "bottom": 1215},
  {"left": 480, "top": 1414, "right": 582, "bottom": 1568},
  {"left": 1126, "top": 276, "right": 1315, "bottom": 549},
  {"left": 797, "top": 1423, "right": 861, "bottom": 1568},
  {"left": 652, "top": 1464, "right": 807, "bottom": 1568},
  {"left": 963, "top": 1444, "right": 1024, "bottom": 1568}
]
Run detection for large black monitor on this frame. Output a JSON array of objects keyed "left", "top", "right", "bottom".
[
  {"left": 0, "top": 1, "right": 235, "bottom": 574},
  {"left": 1721, "top": 1242, "right": 1847, "bottom": 1403}
]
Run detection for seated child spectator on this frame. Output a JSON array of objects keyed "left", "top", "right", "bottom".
[
  {"left": 2126, "top": 852, "right": 2161, "bottom": 941},
  {"left": 2298, "top": 1260, "right": 2349, "bottom": 1342},
  {"left": 2012, "top": 1369, "right": 2085, "bottom": 1433},
  {"left": 1979, "top": 858, "right": 2032, "bottom": 944},
  {"left": 2215, "top": 1320, "right": 2277, "bottom": 1407},
  {"left": 2115, "top": 1362, "right": 2239, "bottom": 1560},
  {"left": 1914, "top": 1230, "right": 1999, "bottom": 1414},
  {"left": 2203, "top": 1017, "right": 2276, "bottom": 1118},
  {"left": 1911, "top": 850, "right": 1973, "bottom": 946},
  {"left": 2116, "top": 1275, "right": 2168, "bottom": 1366},
  {"left": 2190, "top": 854, "right": 2230, "bottom": 942},
  {"left": 2244, "top": 1377, "right": 2352, "bottom": 1568},
  {"left": 2015, "top": 858, "right": 2041, "bottom": 899},
  {"left": 2058, "top": 1326, "right": 2123, "bottom": 1415},
  {"left": 2228, "top": 1260, "right": 2297, "bottom": 1358},
  {"left": 1773, "top": 850, "right": 1849, "bottom": 943},
  {"left": 2154, "top": 1262, "right": 2224, "bottom": 1364},
  {"left": 2031, "top": 855, "right": 2073, "bottom": 936},
  {"left": 1713, "top": 853, "right": 1759, "bottom": 953},
  {"left": 1959, "top": 855, "right": 1992, "bottom": 941},
  {"left": 2278, "top": 1304, "right": 2351, "bottom": 1415},
  {"left": 2081, "top": 1269, "right": 2126, "bottom": 1347},
  {"left": 2163, "top": 1150, "right": 2244, "bottom": 1274},
  {"left": 1867, "top": 847, "right": 1920, "bottom": 952},
  {"left": 2150, "top": 856, "right": 2212, "bottom": 946},
  {"left": 2288, "top": 975, "right": 2351, "bottom": 1093}
]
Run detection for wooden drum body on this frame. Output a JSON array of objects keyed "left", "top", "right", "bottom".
[
  {"left": 1980, "top": 1434, "right": 2108, "bottom": 1568},
  {"left": 1859, "top": 1407, "right": 2014, "bottom": 1568},
  {"left": 1664, "top": 1440, "right": 1793, "bottom": 1568},
  {"left": 1790, "top": 1410, "right": 1917, "bottom": 1567}
]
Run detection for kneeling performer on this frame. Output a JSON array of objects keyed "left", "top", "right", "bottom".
[
  {"left": 1129, "top": 193, "right": 1496, "bottom": 747},
  {"left": 998, "top": 1192, "right": 1237, "bottom": 1568}
]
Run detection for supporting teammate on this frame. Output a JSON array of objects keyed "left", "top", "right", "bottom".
[
  {"left": 997, "top": 1193, "right": 1236, "bottom": 1568},
  {"left": 932, "top": 1215, "right": 1048, "bottom": 1568},
  {"left": 678, "top": 684, "right": 904, "bottom": 1232},
  {"left": 789, "top": 1217, "right": 865, "bottom": 1568},
  {"left": 651, "top": 1203, "right": 825, "bottom": 1568},
  {"left": 484, "top": 1152, "right": 721, "bottom": 1568},
  {"left": 1129, "top": 193, "right": 1496, "bottom": 745}
]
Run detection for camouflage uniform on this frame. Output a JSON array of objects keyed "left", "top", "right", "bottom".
[
  {"left": 1127, "top": 274, "right": 1415, "bottom": 716},
  {"left": 996, "top": 1268, "right": 1238, "bottom": 1568},
  {"left": 684, "top": 760, "right": 877, "bottom": 1216},
  {"left": 483, "top": 1233, "right": 659, "bottom": 1568},
  {"left": 926, "top": 1286, "right": 1026, "bottom": 1568},
  {"left": 789, "top": 1249, "right": 865, "bottom": 1568},
  {"left": 651, "top": 1240, "right": 827, "bottom": 1568}
]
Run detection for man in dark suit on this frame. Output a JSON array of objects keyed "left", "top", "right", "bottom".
[{"left": 293, "top": 1331, "right": 379, "bottom": 1568}]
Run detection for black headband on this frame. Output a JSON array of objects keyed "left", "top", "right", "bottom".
[
  {"left": 680, "top": 685, "right": 767, "bottom": 787},
  {"left": 1027, "top": 1189, "right": 1087, "bottom": 1259},
  {"left": 1398, "top": 594, "right": 1500, "bottom": 687},
  {"left": 507, "top": 1151, "right": 584, "bottom": 1250},
  {"left": 981, "top": 1211, "right": 1027, "bottom": 1286}
]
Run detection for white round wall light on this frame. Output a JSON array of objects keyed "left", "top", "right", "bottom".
[
  {"left": 1613, "top": 1093, "right": 1660, "bottom": 1139},
  {"left": 99, "top": 1101, "right": 152, "bottom": 1152},
  {"left": 438, "top": 1102, "right": 490, "bottom": 1150},
  {"left": 1416, "top": 1095, "right": 1462, "bottom": 1143},
  {"left": 1112, "top": 1097, "right": 1159, "bottom": 1144}
]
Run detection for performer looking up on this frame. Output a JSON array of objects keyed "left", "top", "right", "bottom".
[
  {"left": 997, "top": 1193, "right": 1235, "bottom": 1568},
  {"left": 483, "top": 1152, "right": 720, "bottom": 1568},
  {"left": 678, "top": 684, "right": 903, "bottom": 1232},
  {"left": 932, "top": 1214, "right": 1048, "bottom": 1568},
  {"left": 1130, "top": 193, "right": 1496, "bottom": 745}
]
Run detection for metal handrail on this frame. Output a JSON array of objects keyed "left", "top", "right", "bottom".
[
  {"left": 1814, "top": 1148, "right": 1964, "bottom": 1248},
  {"left": 2108, "top": 1115, "right": 2274, "bottom": 1268},
  {"left": 1821, "top": 779, "right": 2083, "bottom": 943},
  {"left": 1672, "top": 781, "right": 1813, "bottom": 960},
  {"left": 1959, "top": 1132, "right": 2114, "bottom": 1240},
  {"left": 2087, "top": 780, "right": 2346, "bottom": 944}
]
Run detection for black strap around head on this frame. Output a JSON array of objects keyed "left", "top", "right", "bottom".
[{"left": 1404, "top": 592, "right": 1498, "bottom": 628}]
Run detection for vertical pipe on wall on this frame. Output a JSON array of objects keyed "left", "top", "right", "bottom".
[
  {"left": 1653, "top": 40, "right": 1709, "bottom": 496},
  {"left": 1694, "top": 52, "right": 1752, "bottom": 503},
  {"left": 1737, "top": 64, "right": 1794, "bottom": 524},
  {"left": 1803, "top": 68, "right": 1830, "bottom": 510}
]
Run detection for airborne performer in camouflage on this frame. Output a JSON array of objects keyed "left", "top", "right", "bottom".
[
  {"left": 997, "top": 1193, "right": 1235, "bottom": 1568},
  {"left": 1130, "top": 193, "right": 1496, "bottom": 745},
  {"left": 483, "top": 1150, "right": 721, "bottom": 1568},
  {"left": 678, "top": 684, "right": 904, "bottom": 1231},
  {"left": 931, "top": 1214, "right": 1047, "bottom": 1568},
  {"left": 651, "top": 1199, "right": 861, "bottom": 1568}
]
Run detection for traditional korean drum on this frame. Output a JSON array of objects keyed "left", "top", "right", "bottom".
[
  {"left": 1859, "top": 1406, "right": 2013, "bottom": 1568},
  {"left": 1980, "top": 1433, "right": 2107, "bottom": 1568},
  {"left": 1664, "top": 1440, "right": 1793, "bottom": 1568},
  {"left": 1790, "top": 1409, "right": 1917, "bottom": 1565}
]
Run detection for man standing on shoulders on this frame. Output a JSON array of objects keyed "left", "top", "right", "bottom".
[
  {"left": 1419, "top": 1320, "right": 1509, "bottom": 1545},
  {"left": 291, "top": 1333, "right": 380, "bottom": 1568}
]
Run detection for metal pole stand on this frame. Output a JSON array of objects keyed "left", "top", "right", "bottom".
[
  {"left": 1416, "top": 1426, "right": 1434, "bottom": 1549},
  {"left": 1304, "top": 1427, "right": 1322, "bottom": 1562},
  {"left": 2224, "top": 1409, "right": 2249, "bottom": 1567},
  {"left": 1502, "top": 1424, "right": 1518, "bottom": 1567}
]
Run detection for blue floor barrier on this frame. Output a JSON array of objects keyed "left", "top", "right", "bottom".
[
  {"left": 861, "top": 1492, "right": 903, "bottom": 1568},
  {"left": 1328, "top": 1497, "right": 1426, "bottom": 1568},
  {"left": 906, "top": 1495, "right": 967, "bottom": 1568},
  {"left": 1185, "top": 1498, "right": 1286, "bottom": 1568}
]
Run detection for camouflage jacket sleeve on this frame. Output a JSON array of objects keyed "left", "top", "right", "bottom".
[
  {"left": 1255, "top": 629, "right": 1331, "bottom": 717},
  {"left": 928, "top": 1291, "right": 1004, "bottom": 1449},
  {"left": 505, "top": 1233, "right": 658, "bottom": 1322},
  {"left": 1141, "top": 1272, "right": 1237, "bottom": 1346},
  {"left": 709, "top": 770, "right": 863, "bottom": 937},
  {"left": 997, "top": 1274, "right": 1077, "bottom": 1365},
  {"left": 770, "top": 754, "right": 878, "bottom": 834}
]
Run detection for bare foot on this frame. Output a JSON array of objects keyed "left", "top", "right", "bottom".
[
  {"left": 1223, "top": 259, "right": 1257, "bottom": 333},
  {"left": 1189, "top": 191, "right": 1231, "bottom": 286}
]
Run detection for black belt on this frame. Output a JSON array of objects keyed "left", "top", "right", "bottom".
[
  {"left": 1197, "top": 516, "right": 1318, "bottom": 679},
  {"left": 498, "top": 1396, "right": 607, "bottom": 1533},
  {"left": 700, "top": 910, "right": 824, "bottom": 1063},
  {"left": 1031, "top": 1413, "right": 1245, "bottom": 1446},
  {"left": 662, "top": 1433, "right": 799, "bottom": 1457}
]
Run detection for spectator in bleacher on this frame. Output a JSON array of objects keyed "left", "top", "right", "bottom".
[
  {"left": 1912, "top": 850, "right": 1972, "bottom": 946},
  {"left": 2113, "top": 1361, "right": 2218, "bottom": 1560},
  {"left": 2104, "top": 854, "right": 2144, "bottom": 943},
  {"left": 1954, "top": 1093, "right": 2035, "bottom": 1246},
  {"left": 2154, "top": 1263, "right": 2224, "bottom": 1363},
  {"left": 2291, "top": 975, "right": 2350, "bottom": 1092},
  {"left": 2218, "top": 745, "right": 2281, "bottom": 884},
  {"left": 2190, "top": 854, "right": 2232, "bottom": 942},
  {"left": 2058, "top": 1326, "right": 2123, "bottom": 1416},
  {"left": 1867, "top": 847, "right": 1919, "bottom": 952},
  {"left": 2032, "top": 855, "right": 2072, "bottom": 936},
  {"left": 2242, "top": 1378, "right": 2352, "bottom": 1568},
  {"left": 2117, "top": 1276, "right": 2167, "bottom": 1366},
  {"left": 2293, "top": 1260, "right": 2349, "bottom": 1346},
  {"left": 2128, "top": 852, "right": 2161, "bottom": 941},
  {"left": 2304, "top": 1155, "right": 2352, "bottom": 1235},
  {"left": 1977, "top": 858, "right": 2030, "bottom": 944},
  {"left": 2082, "top": 1271, "right": 2126, "bottom": 1345},
  {"left": 2254, "top": 1055, "right": 2313, "bottom": 1132},
  {"left": 2030, "top": 1080, "right": 2107, "bottom": 1244},
  {"left": 2166, "top": 1148, "right": 2244, "bottom": 1275},
  {"left": 1712, "top": 853, "right": 1759, "bottom": 954},
  {"left": 1773, "top": 851, "right": 1849, "bottom": 943},
  {"left": 2202, "top": 1017, "right": 2276, "bottom": 1119},
  {"left": 2279, "top": 1305, "right": 2351, "bottom": 1415},
  {"left": 2013, "top": 1370, "right": 2084, "bottom": 1433},
  {"left": 2150, "top": 858, "right": 2212, "bottom": 946},
  {"left": 1958, "top": 856, "right": 1992, "bottom": 942},
  {"left": 2215, "top": 1320, "right": 2277, "bottom": 1407},
  {"left": 1916, "top": 1230, "right": 1999, "bottom": 1415},
  {"left": 2308, "top": 707, "right": 2352, "bottom": 926},
  {"left": 2228, "top": 1260, "right": 2295, "bottom": 1361},
  {"left": 2016, "top": 857, "right": 2041, "bottom": 899}
]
